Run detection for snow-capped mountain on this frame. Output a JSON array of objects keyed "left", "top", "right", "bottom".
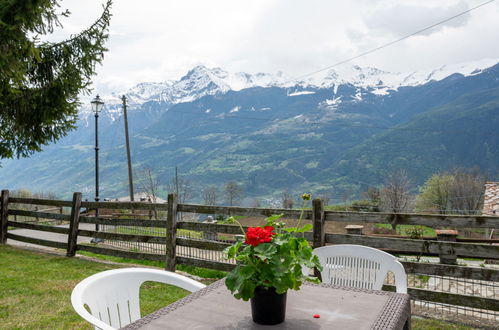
[
  {"left": 81, "top": 59, "right": 498, "bottom": 118},
  {"left": 3, "top": 59, "right": 499, "bottom": 200},
  {"left": 304, "top": 58, "right": 498, "bottom": 95}
]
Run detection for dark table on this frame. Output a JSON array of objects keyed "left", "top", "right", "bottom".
[{"left": 123, "top": 280, "right": 411, "bottom": 329}]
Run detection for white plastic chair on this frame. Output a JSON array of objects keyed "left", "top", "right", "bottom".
[
  {"left": 308, "top": 244, "right": 407, "bottom": 293},
  {"left": 71, "top": 268, "right": 206, "bottom": 330}
]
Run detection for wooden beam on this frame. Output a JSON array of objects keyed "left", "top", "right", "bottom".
[
  {"left": 177, "top": 222, "right": 246, "bottom": 234},
  {"left": 77, "top": 244, "right": 164, "bottom": 262},
  {"left": 6, "top": 233, "right": 67, "bottom": 249},
  {"left": 9, "top": 209, "right": 70, "bottom": 221},
  {"left": 80, "top": 201, "right": 168, "bottom": 210},
  {"left": 79, "top": 216, "right": 167, "bottom": 228},
  {"left": 8, "top": 197, "right": 72, "bottom": 207},
  {"left": 7, "top": 221, "right": 69, "bottom": 234},
  {"left": 78, "top": 230, "right": 166, "bottom": 243},
  {"left": 176, "top": 256, "right": 235, "bottom": 272},
  {"left": 325, "top": 211, "right": 499, "bottom": 229},
  {"left": 326, "top": 234, "right": 499, "bottom": 259},
  {"left": 383, "top": 285, "right": 499, "bottom": 311},
  {"left": 66, "top": 192, "right": 82, "bottom": 257},
  {"left": 177, "top": 203, "right": 312, "bottom": 219},
  {"left": 312, "top": 198, "right": 325, "bottom": 249},
  {"left": 165, "top": 193, "right": 178, "bottom": 272},
  {"left": 1, "top": 190, "right": 9, "bottom": 244},
  {"left": 400, "top": 261, "right": 499, "bottom": 282},
  {"left": 176, "top": 237, "right": 231, "bottom": 251}
]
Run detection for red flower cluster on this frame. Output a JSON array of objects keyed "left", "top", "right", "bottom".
[{"left": 245, "top": 226, "right": 276, "bottom": 247}]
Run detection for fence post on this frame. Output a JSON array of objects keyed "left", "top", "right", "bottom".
[
  {"left": 165, "top": 193, "right": 178, "bottom": 272},
  {"left": 435, "top": 229, "right": 458, "bottom": 265},
  {"left": 66, "top": 192, "right": 82, "bottom": 257},
  {"left": 1, "top": 190, "right": 9, "bottom": 244},
  {"left": 312, "top": 198, "right": 325, "bottom": 279},
  {"left": 312, "top": 198, "right": 325, "bottom": 248}
]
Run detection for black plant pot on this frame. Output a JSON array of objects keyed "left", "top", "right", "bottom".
[{"left": 251, "top": 286, "right": 287, "bottom": 325}]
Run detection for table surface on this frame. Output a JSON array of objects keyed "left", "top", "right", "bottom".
[{"left": 123, "top": 280, "right": 410, "bottom": 330}]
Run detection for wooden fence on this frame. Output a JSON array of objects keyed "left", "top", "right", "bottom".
[{"left": 1, "top": 190, "right": 499, "bottom": 315}]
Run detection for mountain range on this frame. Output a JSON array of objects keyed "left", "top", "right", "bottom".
[{"left": 1, "top": 60, "right": 498, "bottom": 203}]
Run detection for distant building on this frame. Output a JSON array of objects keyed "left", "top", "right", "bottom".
[
  {"left": 114, "top": 192, "right": 167, "bottom": 204},
  {"left": 483, "top": 182, "right": 499, "bottom": 215}
]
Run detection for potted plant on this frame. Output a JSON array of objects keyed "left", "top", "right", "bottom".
[{"left": 224, "top": 195, "right": 322, "bottom": 325}]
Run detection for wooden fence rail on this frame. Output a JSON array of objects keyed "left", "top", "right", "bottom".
[
  {"left": 1, "top": 190, "right": 499, "bottom": 313},
  {"left": 325, "top": 211, "right": 499, "bottom": 229}
]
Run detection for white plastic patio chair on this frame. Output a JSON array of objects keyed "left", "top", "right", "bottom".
[
  {"left": 71, "top": 268, "right": 206, "bottom": 330},
  {"left": 307, "top": 244, "right": 407, "bottom": 293}
]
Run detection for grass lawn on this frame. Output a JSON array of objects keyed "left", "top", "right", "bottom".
[
  {"left": 0, "top": 245, "right": 191, "bottom": 329},
  {"left": 374, "top": 224, "right": 437, "bottom": 237},
  {"left": 0, "top": 245, "right": 475, "bottom": 329}
]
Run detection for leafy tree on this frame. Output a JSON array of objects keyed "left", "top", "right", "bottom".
[
  {"left": 0, "top": 0, "right": 112, "bottom": 159},
  {"left": 415, "top": 174, "right": 453, "bottom": 214},
  {"left": 415, "top": 168, "right": 486, "bottom": 215}
]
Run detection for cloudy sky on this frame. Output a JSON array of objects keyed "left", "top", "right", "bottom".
[{"left": 51, "top": 0, "right": 499, "bottom": 94}]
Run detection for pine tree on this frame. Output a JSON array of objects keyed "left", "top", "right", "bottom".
[{"left": 0, "top": 0, "right": 112, "bottom": 159}]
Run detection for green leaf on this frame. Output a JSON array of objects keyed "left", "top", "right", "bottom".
[
  {"left": 224, "top": 241, "right": 242, "bottom": 259},
  {"left": 225, "top": 266, "right": 244, "bottom": 292},
  {"left": 238, "top": 281, "right": 257, "bottom": 301},
  {"left": 253, "top": 243, "right": 277, "bottom": 259},
  {"left": 239, "top": 265, "right": 256, "bottom": 279},
  {"left": 296, "top": 224, "right": 313, "bottom": 233}
]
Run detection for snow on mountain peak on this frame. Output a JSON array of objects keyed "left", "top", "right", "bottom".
[{"left": 83, "top": 59, "right": 498, "bottom": 116}]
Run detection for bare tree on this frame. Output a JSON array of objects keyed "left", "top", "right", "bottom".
[
  {"left": 167, "top": 173, "right": 192, "bottom": 221},
  {"left": 202, "top": 185, "right": 219, "bottom": 205},
  {"left": 167, "top": 174, "right": 192, "bottom": 204},
  {"left": 138, "top": 167, "right": 160, "bottom": 203},
  {"left": 281, "top": 190, "right": 294, "bottom": 209},
  {"left": 380, "top": 170, "right": 412, "bottom": 228},
  {"left": 449, "top": 168, "right": 486, "bottom": 215},
  {"left": 137, "top": 167, "right": 161, "bottom": 218},
  {"left": 224, "top": 181, "right": 243, "bottom": 206}
]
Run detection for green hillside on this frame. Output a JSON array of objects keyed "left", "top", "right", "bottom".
[{"left": 329, "top": 87, "right": 499, "bottom": 188}]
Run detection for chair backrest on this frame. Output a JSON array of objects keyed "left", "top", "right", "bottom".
[
  {"left": 312, "top": 245, "right": 407, "bottom": 293},
  {"left": 71, "top": 268, "right": 206, "bottom": 330}
]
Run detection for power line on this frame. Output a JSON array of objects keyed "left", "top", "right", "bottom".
[
  {"left": 293, "top": 0, "right": 497, "bottom": 81},
  {"left": 104, "top": 1, "right": 498, "bottom": 138}
]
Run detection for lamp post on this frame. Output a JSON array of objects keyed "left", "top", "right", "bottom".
[{"left": 91, "top": 95, "right": 104, "bottom": 237}]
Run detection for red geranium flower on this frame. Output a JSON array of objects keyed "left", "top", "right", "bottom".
[{"left": 245, "top": 226, "right": 276, "bottom": 247}]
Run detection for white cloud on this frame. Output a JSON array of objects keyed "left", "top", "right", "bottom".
[
  {"left": 363, "top": 1, "right": 471, "bottom": 37},
  {"left": 50, "top": 0, "right": 499, "bottom": 94}
]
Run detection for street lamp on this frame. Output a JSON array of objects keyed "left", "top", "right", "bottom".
[{"left": 91, "top": 95, "right": 104, "bottom": 240}]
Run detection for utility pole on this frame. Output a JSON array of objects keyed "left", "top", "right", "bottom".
[
  {"left": 175, "top": 166, "right": 179, "bottom": 198},
  {"left": 122, "top": 95, "right": 135, "bottom": 201}
]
